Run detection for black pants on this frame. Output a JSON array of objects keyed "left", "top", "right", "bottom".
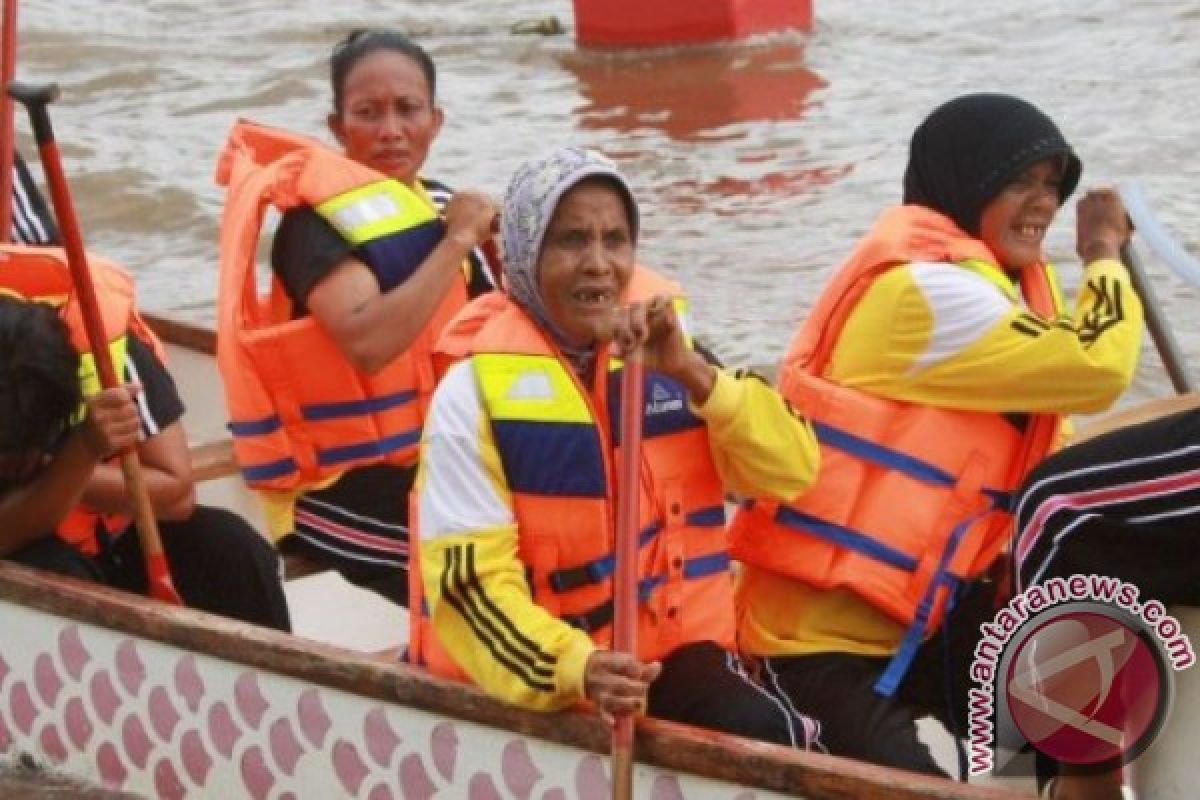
[
  {"left": 1014, "top": 407, "right": 1200, "bottom": 601},
  {"left": 649, "top": 640, "right": 821, "bottom": 750},
  {"left": 761, "top": 579, "right": 999, "bottom": 778},
  {"left": 7, "top": 505, "right": 291, "bottom": 632}
]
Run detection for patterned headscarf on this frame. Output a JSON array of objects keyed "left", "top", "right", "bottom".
[{"left": 501, "top": 146, "right": 639, "bottom": 371}]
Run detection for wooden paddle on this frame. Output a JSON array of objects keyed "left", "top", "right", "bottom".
[
  {"left": 7, "top": 80, "right": 182, "bottom": 605},
  {"left": 1, "top": 0, "right": 17, "bottom": 240},
  {"left": 1121, "top": 240, "right": 1195, "bottom": 394},
  {"left": 611, "top": 346, "right": 644, "bottom": 800}
]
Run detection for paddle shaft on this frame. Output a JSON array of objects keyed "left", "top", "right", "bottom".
[
  {"left": 6, "top": 80, "right": 182, "bottom": 605},
  {"left": 611, "top": 350, "right": 644, "bottom": 800},
  {"left": 1121, "top": 241, "right": 1195, "bottom": 394},
  {"left": 0, "top": 0, "right": 17, "bottom": 241}
]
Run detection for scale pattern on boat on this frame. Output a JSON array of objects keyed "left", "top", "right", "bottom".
[{"left": 0, "top": 604, "right": 771, "bottom": 799}]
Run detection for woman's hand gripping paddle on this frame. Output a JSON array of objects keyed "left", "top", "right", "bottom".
[{"left": 7, "top": 81, "right": 182, "bottom": 605}]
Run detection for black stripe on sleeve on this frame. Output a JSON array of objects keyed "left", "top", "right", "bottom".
[{"left": 439, "top": 544, "right": 557, "bottom": 692}]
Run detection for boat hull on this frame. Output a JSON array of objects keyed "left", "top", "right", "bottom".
[{"left": 0, "top": 562, "right": 1028, "bottom": 799}]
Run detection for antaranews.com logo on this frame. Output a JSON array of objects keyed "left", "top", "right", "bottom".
[{"left": 968, "top": 574, "right": 1195, "bottom": 777}]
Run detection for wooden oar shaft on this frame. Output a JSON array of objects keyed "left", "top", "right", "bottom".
[
  {"left": 1, "top": 0, "right": 18, "bottom": 242},
  {"left": 1121, "top": 241, "right": 1195, "bottom": 394},
  {"left": 8, "top": 81, "right": 180, "bottom": 605},
  {"left": 611, "top": 351, "right": 644, "bottom": 800}
]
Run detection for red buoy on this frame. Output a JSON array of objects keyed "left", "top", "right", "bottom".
[{"left": 572, "top": 0, "right": 813, "bottom": 47}]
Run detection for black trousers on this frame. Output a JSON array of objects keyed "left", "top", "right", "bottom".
[
  {"left": 649, "top": 640, "right": 822, "bottom": 750},
  {"left": 1014, "top": 407, "right": 1200, "bottom": 602},
  {"left": 760, "top": 579, "right": 999, "bottom": 778},
  {"left": 7, "top": 505, "right": 291, "bottom": 632}
]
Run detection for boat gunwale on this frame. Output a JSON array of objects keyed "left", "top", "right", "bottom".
[{"left": 0, "top": 562, "right": 1031, "bottom": 799}]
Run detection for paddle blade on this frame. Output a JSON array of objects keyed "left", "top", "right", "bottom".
[{"left": 146, "top": 551, "right": 183, "bottom": 605}]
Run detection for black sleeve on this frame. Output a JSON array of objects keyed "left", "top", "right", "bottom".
[
  {"left": 269, "top": 206, "right": 354, "bottom": 316},
  {"left": 123, "top": 333, "right": 184, "bottom": 436},
  {"left": 11, "top": 151, "right": 60, "bottom": 245}
]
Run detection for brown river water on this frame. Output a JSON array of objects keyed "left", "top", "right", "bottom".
[{"left": 8, "top": 0, "right": 1200, "bottom": 401}]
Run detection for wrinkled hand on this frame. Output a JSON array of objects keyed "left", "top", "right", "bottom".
[
  {"left": 1076, "top": 188, "right": 1131, "bottom": 265},
  {"left": 81, "top": 384, "right": 141, "bottom": 459},
  {"left": 584, "top": 650, "right": 662, "bottom": 724},
  {"left": 444, "top": 189, "right": 498, "bottom": 250},
  {"left": 607, "top": 295, "right": 715, "bottom": 402}
]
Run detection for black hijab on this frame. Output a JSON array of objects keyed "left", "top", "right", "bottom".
[{"left": 902, "top": 93, "right": 1082, "bottom": 236}]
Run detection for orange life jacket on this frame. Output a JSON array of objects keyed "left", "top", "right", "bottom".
[
  {"left": 410, "top": 268, "right": 735, "bottom": 683},
  {"left": 214, "top": 120, "right": 470, "bottom": 490},
  {"left": 0, "top": 244, "right": 165, "bottom": 555},
  {"left": 729, "top": 205, "right": 1063, "bottom": 694}
]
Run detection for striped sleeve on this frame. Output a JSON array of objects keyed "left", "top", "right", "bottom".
[
  {"left": 10, "top": 154, "right": 59, "bottom": 245},
  {"left": 831, "top": 259, "right": 1143, "bottom": 414},
  {"left": 416, "top": 361, "right": 595, "bottom": 710}
]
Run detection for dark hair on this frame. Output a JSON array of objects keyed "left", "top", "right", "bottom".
[
  {"left": 330, "top": 28, "right": 437, "bottom": 115},
  {"left": 0, "top": 297, "right": 81, "bottom": 462}
]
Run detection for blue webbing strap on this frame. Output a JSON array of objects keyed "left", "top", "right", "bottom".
[
  {"left": 547, "top": 506, "right": 726, "bottom": 593},
  {"left": 813, "top": 422, "right": 1013, "bottom": 510},
  {"left": 873, "top": 506, "right": 990, "bottom": 696}
]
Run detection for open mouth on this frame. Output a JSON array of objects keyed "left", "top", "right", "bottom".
[
  {"left": 571, "top": 288, "right": 616, "bottom": 308},
  {"left": 1014, "top": 224, "right": 1046, "bottom": 242}
]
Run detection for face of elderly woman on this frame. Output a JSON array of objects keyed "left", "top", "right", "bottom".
[{"left": 537, "top": 180, "right": 635, "bottom": 346}]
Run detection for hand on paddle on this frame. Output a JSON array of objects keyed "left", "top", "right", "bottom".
[
  {"left": 607, "top": 294, "right": 716, "bottom": 404},
  {"left": 584, "top": 649, "right": 662, "bottom": 724},
  {"left": 81, "top": 384, "right": 142, "bottom": 460},
  {"left": 1076, "top": 188, "right": 1132, "bottom": 265},
  {"left": 444, "top": 189, "right": 498, "bottom": 250}
]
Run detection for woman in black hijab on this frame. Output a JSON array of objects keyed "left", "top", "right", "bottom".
[{"left": 730, "top": 92, "right": 1143, "bottom": 800}]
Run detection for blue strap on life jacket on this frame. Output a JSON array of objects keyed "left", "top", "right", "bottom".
[
  {"left": 774, "top": 421, "right": 1010, "bottom": 696},
  {"left": 562, "top": 550, "right": 732, "bottom": 634},
  {"left": 547, "top": 505, "right": 726, "bottom": 593},
  {"left": 873, "top": 506, "right": 990, "bottom": 696},
  {"left": 813, "top": 422, "right": 1012, "bottom": 509}
]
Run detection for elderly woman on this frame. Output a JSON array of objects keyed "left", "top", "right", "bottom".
[{"left": 410, "top": 146, "right": 822, "bottom": 748}]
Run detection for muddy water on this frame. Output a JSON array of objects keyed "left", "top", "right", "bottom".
[{"left": 8, "top": 0, "right": 1199, "bottom": 399}]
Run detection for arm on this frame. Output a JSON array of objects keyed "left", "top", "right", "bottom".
[
  {"left": 832, "top": 190, "right": 1143, "bottom": 415},
  {"left": 307, "top": 191, "right": 497, "bottom": 374},
  {"left": 610, "top": 297, "right": 820, "bottom": 502},
  {"left": 832, "top": 258, "right": 1142, "bottom": 414},
  {"left": 694, "top": 370, "right": 821, "bottom": 502},
  {"left": 77, "top": 334, "right": 194, "bottom": 521},
  {"left": 77, "top": 419, "right": 194, "bottom": 521},
  {"left": 417, "top": 363, "right": 597, "bottom": 711},
  {"left": 0, "top": 387, "right": 139, "bottom": 556}
]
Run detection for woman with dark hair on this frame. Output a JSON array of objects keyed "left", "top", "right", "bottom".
[
  {"left": 216, "top": 29, "right": 498, "bottom": 606},
  {"left": 728, "top": 93, "right": 1144, "bottom": 797},
  {"left": 0, "top": 295, "right": 289, "bottom": 632}
]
